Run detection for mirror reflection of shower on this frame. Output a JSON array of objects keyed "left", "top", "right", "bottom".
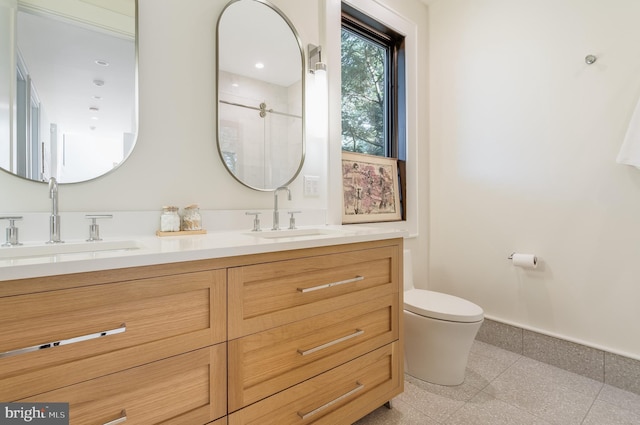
[{"left": 217, "top": 0, "right": 304, "bottom": 191}]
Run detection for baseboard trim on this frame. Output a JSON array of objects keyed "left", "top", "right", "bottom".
[{"left": 476, "top": 318, "right": 640, "bottom": 395}]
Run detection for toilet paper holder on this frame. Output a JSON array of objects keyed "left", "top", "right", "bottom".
[{"left": 507, "top": 252, "right": 538, "bottom": 269}]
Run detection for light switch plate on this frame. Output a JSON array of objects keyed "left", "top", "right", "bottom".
[{"left": 304, "top": 175, "right": 320, "bottom": 197}]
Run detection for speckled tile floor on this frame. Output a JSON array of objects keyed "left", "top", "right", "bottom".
[{"left": 354, "top": 341, "right": 640, "bottom": 425}]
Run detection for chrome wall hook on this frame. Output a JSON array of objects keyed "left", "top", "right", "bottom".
[{"left": 585, "top": 54, "right": 597, "bottom": 65}]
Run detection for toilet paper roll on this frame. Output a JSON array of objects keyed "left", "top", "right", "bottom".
[{"left": 511, "top": 253, "right": 537, "bottom": 269}]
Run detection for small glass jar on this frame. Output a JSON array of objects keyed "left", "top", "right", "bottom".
[
  {"left": 160, "top": 206, "right": 181, "bottom": 232},
  {"left": 182, "top": 204, "right": 202, "bottom": 231}
]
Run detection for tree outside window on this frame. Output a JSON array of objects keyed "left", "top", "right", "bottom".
[
  {"left": 341, "top": 28, "right": 388, "bottom": 157},
  {"left": 341, "top": 6, "right": 404, "bottom": 159}
]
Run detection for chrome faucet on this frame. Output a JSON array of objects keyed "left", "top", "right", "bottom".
[
  {"left": 47, "top": 177, "right": 63, "bottom": 244},
  {"left": 272, "top": 186, "right": 291, "bottom": 230}
]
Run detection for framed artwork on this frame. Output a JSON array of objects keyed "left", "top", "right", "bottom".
[{"left": 341, "top": 151, "right": 401, "bottom": 224}]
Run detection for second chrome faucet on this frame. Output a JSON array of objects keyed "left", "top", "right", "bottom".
[
  {"left": 272, "top": 186, "right": 291, "bottom": 231},
  {"left": 47, "top": 177, "right": 63, "bottom": 244}
]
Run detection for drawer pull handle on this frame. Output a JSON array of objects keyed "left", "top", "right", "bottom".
[
  {"left": 297, "top": 329, "right": 364, "bottom": 356},
  {"left": 103, "top": 410, "right": 127, "bottom": 425},
  {"left": 297, "top": 382, "right": 364, "bottom": 420},
  {"left": 297, "top": 275, "right": 364, "bottom": 293},
  {"left": 0, "top": 324, "right": 126, "bottom": 359}
]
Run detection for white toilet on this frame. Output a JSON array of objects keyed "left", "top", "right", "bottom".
[{"left": 403, "top": 250, "right": 484, "bottom": 386}]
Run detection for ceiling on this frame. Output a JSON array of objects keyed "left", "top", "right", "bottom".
[{"left": 16, "top": 4, "right": 136, "bottom": 140}]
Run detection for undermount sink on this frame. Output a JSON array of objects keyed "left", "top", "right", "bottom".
[
  {"left": 246, "top": 227, "right": 348, "bottom": 239},
  {"left": 0, "top": 239, "right": 142, "bottom": 260}
]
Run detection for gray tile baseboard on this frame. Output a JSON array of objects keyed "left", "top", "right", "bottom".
[{"left": 476, "top": 318, "right": 640, "bottom": 395}]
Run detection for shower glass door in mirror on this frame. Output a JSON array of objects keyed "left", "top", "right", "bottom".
[
  {"left": 217, "top": 0, "right": 304, "bottom": 191},
  {"left": 0, "top": 0, "right": 137, "bottom": 183}
]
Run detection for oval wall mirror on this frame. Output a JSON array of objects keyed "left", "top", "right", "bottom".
[
  {"left": 217, "top": 0, "right": 305, "bottom": 191},
  {"left": 0, "top": 0, "right": 137, "bottom": 184}
]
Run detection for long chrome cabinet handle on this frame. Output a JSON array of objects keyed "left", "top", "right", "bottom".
[
  {"left": 103, "top": 410, "right": 127, "bottom": 425},
  {"left": 297, "top": 329, "right": 364, "bottom": 356},
  {"left": 0, "top": 324, "right": 126, "bottom": 359},
  {"left": 297, "top": 275, "right": 364, "bottom": 293},
  {"left": 297, "top": 382, "right": 365, "bottom": 420}
]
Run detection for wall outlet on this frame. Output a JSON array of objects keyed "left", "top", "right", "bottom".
[{"left": 304, "top": 175, "right": 320, "bottom": 197}]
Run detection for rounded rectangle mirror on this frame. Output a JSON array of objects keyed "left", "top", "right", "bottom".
[
  {"left": 216, "top": 0, "right": 305, "bottom": 191},
  {"left": 0, "top": 0, "right": 137, "bottom": 184}
]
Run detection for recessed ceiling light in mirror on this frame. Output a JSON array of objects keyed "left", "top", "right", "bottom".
[
  {"left": 93, "top": 79, "right": 105, "bottom": 87},
  {"left": 255, "top": 62, "right": 264, "bottom": 69},
  {"left": 95, "top": 59, "right": 109, "bottom": 66}
]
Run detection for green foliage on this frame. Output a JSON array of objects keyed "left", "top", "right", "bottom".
[{"left": 341, "top": 29, "right": 387, "bottom": 156}]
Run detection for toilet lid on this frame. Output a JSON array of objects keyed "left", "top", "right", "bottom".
[{"left": 404, "top": 289, "right": 484, "bottom": 323}]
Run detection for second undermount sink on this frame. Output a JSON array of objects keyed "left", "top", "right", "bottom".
[
  {"left": 246, "top": 227, "right": 348, "bottom": 239},
  {"left": 0, "top": 239, "right": 142, "bottom": 260}
]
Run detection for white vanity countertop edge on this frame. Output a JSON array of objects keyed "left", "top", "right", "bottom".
[{"left": 0, "top": 225, "right": 407, "bottom": 282}]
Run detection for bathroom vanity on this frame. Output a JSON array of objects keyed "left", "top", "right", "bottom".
[{"left": 0, "top": 228, "right": 404, "bottom": 424}]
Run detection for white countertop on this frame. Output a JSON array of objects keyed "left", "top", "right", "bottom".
[{"left": 0, "top": 225, "right": 406, "bottom": 282}]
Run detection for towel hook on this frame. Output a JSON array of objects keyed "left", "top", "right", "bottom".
[{"left": 585, "top": 54, "right": 597, "bottom": 65}]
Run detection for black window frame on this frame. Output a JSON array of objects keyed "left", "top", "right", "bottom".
[{"left": 341, "top": 3, "right": 406, "bottom": 161}]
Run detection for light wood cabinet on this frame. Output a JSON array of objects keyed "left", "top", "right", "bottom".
[
  {"left": 20, "top": 345, "right": 227, "bottom": 425},
  {"left": 228, "top": 243, "right": 398, "bottom": 339},
  {"left": 0, "top": 261, "right": 227, "bottom": 424},
  {"left": 0, "top": 237, "right": 403, "bottom": 425},
  {"left": 228, "top": 294, "right": 399, "bottom": 411},
  {"left": 228, "top": 239, "right": 403, "bottom": 423},
  {"left": 229, "top": 342, "right": 402, "bottom": 425}
]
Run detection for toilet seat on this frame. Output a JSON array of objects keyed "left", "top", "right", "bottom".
[{"left": 404, "top": 289, "right": 484, "bottom": 323}]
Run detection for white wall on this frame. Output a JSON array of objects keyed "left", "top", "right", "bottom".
[{"left": 428, "top": 0, "right": 640, "bottom": 359}]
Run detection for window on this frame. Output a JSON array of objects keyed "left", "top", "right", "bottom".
[
  {"left": 16, "top": 59, "right": 42, "bottom": 181},
  {"left": 341, "top": 3, "right": 406, "bottom": 160}
]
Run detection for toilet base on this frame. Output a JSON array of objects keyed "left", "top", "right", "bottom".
[{"left": 404, "top": 310, "right": 483, "bottom": 386}]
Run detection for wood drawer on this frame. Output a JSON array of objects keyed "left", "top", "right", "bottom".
[
  {"left": 0, "top": 270, "right": 226, "bottom": 400},
  {"left": 228, "top": 243, "right": 400, "bottom": 339},
  {"left": 20, "top": 344, "right": 227, "bottom": 425},
  {"left": 228, "top": 294, "right": 398, "bottom": 411},
  {"left": 228, "top": 342, "right": 403, "bottom": 425}
]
